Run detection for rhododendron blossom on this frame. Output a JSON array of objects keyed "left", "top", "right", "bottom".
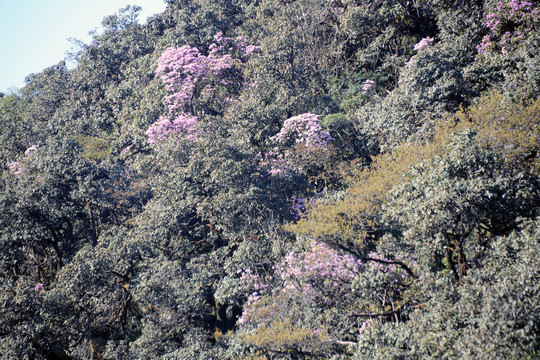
[
  {"left": 476, "top": 0, "right": 539, "bottom": 58},
  {"left": 238, "top": 241, "right": 362, "bottom": 325},
  {"left": 362, "top": 79, "right": 376, "bottom": 96},
  {"left": 237, "top": 241, "right": 418, "bottom": 328},
  {"left": 149, "top": 33, "right": 259, "bottom": 145},
  {"left": 271, "top": 113, "right": 334, "bottom": 147},
  {"left": 156, "top": 45, "right": 208, "bottom": 112},
  {"left": 120, "top": 145, "right": 133, "bottom": 155},
  {"left": 8, "top": 161, "right": 23, "bottom": 175},
  {"left": 155, "top": 33, "right": 259, "bottom": 115},
  {"left": 146, "top": 115, "right": 198, "bottom": 143},
  {"left": 24, "top": 145, "right": 39, "bottom": 156},
  {"left": 259, "top": 113, "right": 334, "bottom": 176},
  {"left": 413, "top": 37, "right": 434, "bottom": 51},
  {"left": 34, "top": 283, "right": 44, "bottom": 292},
  {"left": 6, "top": 145, "right": 40, "bottom": 175},
  {"left": 255, "top": 149, "right": 299, "bottom": 177}
]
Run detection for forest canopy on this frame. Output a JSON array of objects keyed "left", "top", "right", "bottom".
[{"left": 1, "top": 1, "right": 539, "bottom": 359}]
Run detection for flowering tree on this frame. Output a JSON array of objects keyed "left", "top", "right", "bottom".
[
  {"left": 6, "top": 145, "right": 39, "bottom": 175},
  {"left": 24, "top": 145, "right": 39, "bottom": 156},
  {"left": 258, "top": 113, "right": 334, "bottom": 177},
  {"left": 147, "top": 33, "right": 259, "bottom": 144},
  {"left": 270, "top": 113, "right": 334, "bottom": 148},
  {"left": 145, "top": 114, "right": 199, "bottom": 144},
  {"left": 236, "top": 241, "right": 418, "bottom": 355},
  {"left": 7, "top": 161, "right": 23, "bottom": 175},
  {"left": 477, "top": 0, "right": 539, "bottom": 58},
  {"left": 156, "top": 46, "right": 209, "bottom": 114},
  {"left": 404, "top": 37, "right": 434, "bottom": 67}
]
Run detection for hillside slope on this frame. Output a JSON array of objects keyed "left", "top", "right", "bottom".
[{"left": 1, "top": 1, "right": 538, "bottom": 358}]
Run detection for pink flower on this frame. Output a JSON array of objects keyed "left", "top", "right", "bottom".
[
  {"left": 413, "top": 37, "right": 434, "bottom": 51},
  {"left": 7, "top": 162, "right": 23, "bottom": 175},
  {"left": 153, "top": 33, "right": 260, "bottom": 146},
  {"left": 146, "top": 114, "right": 199, "bottom": 144},
  {"left": 24, "top": 145, "right": 39, "bottom": 156},
  {"left": 34, "top": 283, "right": 44, "bottom": 293},
  {"left": 359, "top": 320, "right": 372, "bottom": 333},
  {"left": 362, "top": 79, "right": 376, "bottom": 95},
  {"left": 121, "top": 145, "right": 133, "bottom": 155},
  {"left": 270, "top": 113, "right": 334, "bottom": 147}
]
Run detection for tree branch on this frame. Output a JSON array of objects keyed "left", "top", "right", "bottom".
[
  {"left": 351, "top": 300, "right": 411, "bottom": 318},
  {"left": 365, "top": 257, "right": 418, "bottom": 279}
]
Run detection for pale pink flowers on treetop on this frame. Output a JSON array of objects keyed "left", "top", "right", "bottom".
[
  {"left": 413, "top": 37, "right": 434, "bottom": 51},
  {"left": 270, "top": 113, "right": 334, "bottom": 148},
  {"left": 362, "top": 79, "right": 376, "bottom": 95},
  {"left": 6, "top": 144, "right": 39, "bottom": 175},
  {"left": 476, "top": 0, "right": 538, "bottom": 59},
  {"left": 145, "top": 115, "right": 199, "bottom": 144},
  {"left": 24, "top": 144, "right": 39, "bottom": 156},
  {"left": 7, "top": 162, "right": 23, "bottom": 175},
  {"left": 149, "top": 32, "right": 259, "bottom": 145},
  {"left": 258, "top": 113, "right": 334, "bottom": 176}
]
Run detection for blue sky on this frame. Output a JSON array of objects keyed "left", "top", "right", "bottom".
[{"left": 0, "top": 0, "right": 167, "bottom": 94}]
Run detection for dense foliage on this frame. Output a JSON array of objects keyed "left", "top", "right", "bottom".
[{"left": 1, "top": 1, "right": 538, "bottom": 359}]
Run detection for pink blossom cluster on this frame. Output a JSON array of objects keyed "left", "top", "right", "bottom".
[
  {"left": 477, "top": 0, "right": 539, "bottom": 58},
  {"left": 237, "top": 242, "right": 419, "bottom": 328},
  {"left": 120, "top": 145, "right": 133, "bottom": 155},
  {"left": 34, "top": 283, "right": 45, "bottom": 292},
  {"left": 238, "top": 241, "right": 361, "bottom": 326},
  {"left": 7, "top": 144, "right": 39, "bottom": 175},
  {"left": 156, "top": 46, "right": 208, "bottom": 112},
  {"left": 358, "top": 319, "right": 372, "bottom": 334},
  {"left": 270, "top": 113, "right": 334, "bottom": 147},
  {"left": 7, "top": 161, "right": 23, "bottom": 175},
  {"left": 276, "top": 242, "right": 361, "bottom": 288},
  {"left": 145, "top": 115, "right": 198, "bottom": 144},
  {"left": 149, "top": 33, "right": 259, "bottom": 144},
  {"left": 413, "top": 37, "right": 434, "bottom": 51},
  {"left": 24, "top": 144, "right": 39, "bottom": 156},
  {"left": 255, "top": 148, "right": 299, "bottom": 176},
  {"left": 486, "top": 1, "right": 535, "bottom": 33},
  {"left": 237, "top": 291, "right": 262, "bottom": 325},
  {"left": 258, "top": 113, "right": 334, "bottom": 177},
  {"left": 362, "top": 79, "right": 376, "bottom": 96},
  {"left": 236, "top": 268, "right": 270, "bottom": 293},
  {"left": 328, "top": 5, "right": 345, "bottom": 19},
  {"left": 235, "top": 268, "right": 271, "bottom": 326},
  {"left": 155, "top": 33, "right": 259, "bottom": 115},
  {"left": 209, "top": 32, "right": 260, "bottom": 60},
  {"left": 476, "top": 35, "right": 494, "bottom": 58}
]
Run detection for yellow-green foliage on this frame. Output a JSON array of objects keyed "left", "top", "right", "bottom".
[
  {"left": 241, "top": 319, "right": 328, "bottom": 353},
  {"left": 286, "top": 92, "right": 539, "bottom": 246},
  {"left": 232, "top": 354, "right": 269, "bottom": 360},
  {"left": 286, "top": 134, "right": 444, "bottom": 247},
  {"left": 452, "top": 92, "right": 540, "bottom": 172}
]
